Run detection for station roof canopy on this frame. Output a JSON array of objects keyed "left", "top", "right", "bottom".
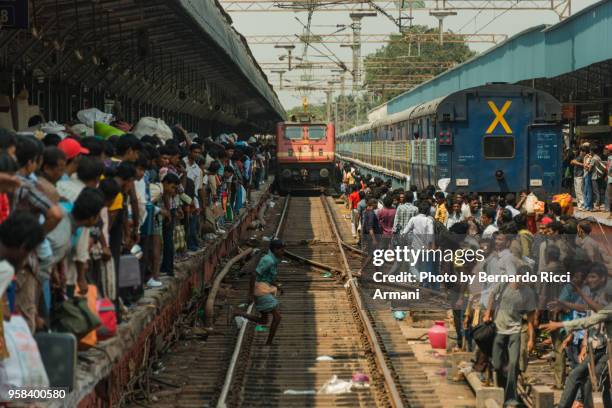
[
  {"left": 385, "top": 0, "right": 612, "bottom": 115},
  {"left": 0, "top": 0, "right": 285, "bottom": 130}
]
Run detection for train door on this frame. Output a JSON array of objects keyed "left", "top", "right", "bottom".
[
  {"left": 436, "top": 113, "right": 452, "bottom": 192},
  {"left": 528, "top": 125, "right": 562, "bottom": 198}
]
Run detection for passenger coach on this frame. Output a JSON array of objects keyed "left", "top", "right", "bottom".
[{"left": 337, "top": 84, "right": 563, "bottom": 197}]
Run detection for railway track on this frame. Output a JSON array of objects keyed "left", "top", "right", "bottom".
[
  {"left": 324, "top": 197, "right": 446, "bottom": 408},
  {"left": 126, "top": 195, "right": 401, "bottom": 408},
  {"left": 325, "top": 198, "right": 559, "bottom": 408},
  {"left": 124, "top": 193, "right": 487, "bottom": 408},
  {"left": 222, "top": 195, "right": 398, "bottom": 407}
]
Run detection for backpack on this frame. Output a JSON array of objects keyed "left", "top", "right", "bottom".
[
  {"left": 472, "top": 321, "right": 496, "bottom": 356},
  {"left": 51, "top": 297, "right": 100, "bottom": 341},
  {"left": 472, "top": 283, "right": 510, "bottom": 356},
  {"left": 96, "top": 298, "right": 117, "bottom": 340}
]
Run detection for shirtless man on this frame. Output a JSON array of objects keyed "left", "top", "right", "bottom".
[{"left": 234, "top": 239, "right": 284, "bottom": 345}]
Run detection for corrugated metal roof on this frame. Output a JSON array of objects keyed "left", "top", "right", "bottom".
[
  {"left": 0, "top": 0, "right": 284, "bottom": 131},
  {"left": 179, "top": 0, "right": 285, "bottom": 120},
  {"left": 386, "top": 0, "right": 612, "bottom": 115}
]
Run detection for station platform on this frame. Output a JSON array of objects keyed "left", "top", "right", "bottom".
[
  {"left": 574, "top": 208, "right": 612, "bottom": 227},
  {"left": 337, "top": 154, "right": 410, "bottom": 190},
  {"left": 48, "top": 180, "right": 272, "bottom": 408}
]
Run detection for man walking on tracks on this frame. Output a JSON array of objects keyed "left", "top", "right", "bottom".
[{"left": 233, "top": 239, "right": 284, "bottom": 345}]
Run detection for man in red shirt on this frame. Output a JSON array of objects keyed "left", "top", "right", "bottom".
[
  {"left": 348, "top": 185, "right": 360, "bottom": 209},
  {"left": 348, "top": 185, "right": 361, "bottom": 238}
]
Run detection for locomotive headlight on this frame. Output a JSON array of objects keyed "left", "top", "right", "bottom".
[
  {"left": 319, "top": 168, "right": 329, "bottom": 178},
  {"left": 282, "top": 169, "right": 292, "bottom": 178},
  {"left": 319, "top": 148, "right": 323, "bottom": 156}
]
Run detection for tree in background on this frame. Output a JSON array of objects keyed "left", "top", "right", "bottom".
[
  {"left": 285, "top": 25, "right": 476, "bottom": 133},
  {"left": 364, "top": 25, "right": 476, "bottom": 102}
]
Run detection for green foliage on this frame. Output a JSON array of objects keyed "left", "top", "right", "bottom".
[
  {"left": 285, "top": 25, "right": 476, "bottom": 132},
  {"left": 364, "top": 25, "right": 476, "bottom": 101},
  {"left": 286, "top": 104, "right": 327, "bottom": 122}
]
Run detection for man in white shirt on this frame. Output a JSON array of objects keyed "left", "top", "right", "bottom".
[
  {"left": 57, "top": 159, "right": 104, "bottom": 203},
  {"left": 445, "top": 201, "right": 464, "bottom": 230},
  {"left": 481, "top": 207, "right": 499, "bottom": 239},
  {"left": 504, "top": 193, "right": 520, "bottom": 218},
  {"left": 456, "top": 193, "right": 471, "bottom": 219},
  {"left": 183, "top": 144, "right": 205, "bottom": 251},
  {"left": 402, "top": 202, "right": 435, "bottom": 237},
  {"left": 65, "top": 188, "right": 105, "bottom": 297},
  {"left": 402, "top": 202, "right": 435, "bottom": 285},
  {"left": 393, "top": 191, "right": 418, "bottom": 233}
]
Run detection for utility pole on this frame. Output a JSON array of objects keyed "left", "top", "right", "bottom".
[
  {"left": 334, "top": 98, "right": 339, "bottom": 128},
  {"left": 271, "top": 70, "right": 286, "bottom": 89},
  {"left": 341, "top": 75, "right": 346, "bottom": 132},
  {"left": 274, "top": 44, "right": 296, "bottom": 70},
  {"left": 429, "top": 10, "right": 457, "bottom": 45},
  {"left": 343, "top": 12, "right": 376, "bottom": 91},
  {"left": 397, "top": 0, "right": 414, "bottom": 32},
  {"left": 327, "top": 79, "right": 340, "bottom": 125},
  {"left": 332, "top": 70, "right": 347, "bottom": 133},
  {"left": 324, "top": 90, "right": 333, "bottom": 122}
]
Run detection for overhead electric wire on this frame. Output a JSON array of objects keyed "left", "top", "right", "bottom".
[
  {"left": 456, "top": 0, "right": 491, "bottom": 33},
  {"left": 294, "top": 16, "right": 349, "bottom": 72},
  {"left": 300, "top": 8, "right": 315, "bottom": 59},
  {"left": 366, "top": 0, "right": 400, "bottom": 29},
  {"left": 472, "top": 1, "right": 522, "bottom": 35}
]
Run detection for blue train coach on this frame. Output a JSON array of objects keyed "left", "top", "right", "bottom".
[{"left": 336, "top": 84, "right": 563, "bottom": 197}]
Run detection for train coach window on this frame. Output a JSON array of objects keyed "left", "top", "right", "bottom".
[
  {"left": 285, "top": 126, "right": 303, "bottom": 140},
  {"left": 483, "top": 136, "right": 515, "bottom": 159},
  {"left": 308, "top": 126, "right": 326, "bottom": 140}
]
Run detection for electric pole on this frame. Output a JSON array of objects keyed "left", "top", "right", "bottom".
[
  {"left": 344, "top": 12, "right": 376, "bottom": 91},
  {"left": 325, "top": 90, "right": 333, "bottom": 122},
  {"left": 271, "top": 70, "right": 286, "bottom": 89},
  {"left": 274, "top": 44, "right": 296, "bottom": 70},
  {"left": 429, "top": 10, "right": 457, "bottom": 45}
]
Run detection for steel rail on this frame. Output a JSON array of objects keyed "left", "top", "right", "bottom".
[
  {"left": 216, "top": 301, "right": 253, "bottom": 408},
  {"left": 320, "top": 195, "right": 405, "bottom": 408},
  {"left": 216, "top": 194, "right": 291, "bottom": 408},
  {"left": 205, "top": 248, "right": 254, "bottom": 328},
  {"left": 274, "top": 194, "right": 291, "bottom": 239}
]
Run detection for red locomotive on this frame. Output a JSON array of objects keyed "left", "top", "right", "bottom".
[{"left": 276, "top": 111, "right": 335, "bottom": 193}]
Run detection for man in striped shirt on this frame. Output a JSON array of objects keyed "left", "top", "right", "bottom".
[{"left": 393, "top": 191, "right": 418, "bottom": 234}]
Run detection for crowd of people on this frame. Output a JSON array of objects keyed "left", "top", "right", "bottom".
[
  {"left": 568, "top": 142, "right": 612, "bottom": 215},
  {"left": 0, "top": 121, "right": 272, "bottom": 385},
  {"left": 341, "top": 164, "right": 612, "bottom": 408}
]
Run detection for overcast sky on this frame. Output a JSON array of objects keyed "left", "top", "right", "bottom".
[{"left": 225, "top": 1, "right": 600, "bottom": 110}]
